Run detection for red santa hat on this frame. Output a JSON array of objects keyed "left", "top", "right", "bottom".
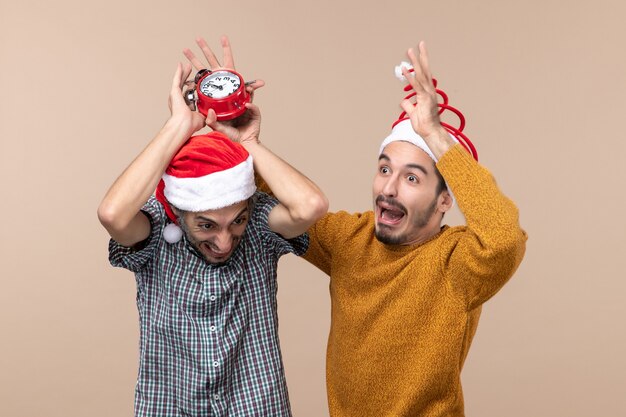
[{"left": 155, "top": 132, "right": 256, "bottom": 243}]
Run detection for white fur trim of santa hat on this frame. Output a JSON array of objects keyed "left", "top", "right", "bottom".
[
  {"left": 162, "top": 154, "right": 255, "bottom": 212},
  {"left": 379, "top": 119, "right": 460, "bottom": 163}
]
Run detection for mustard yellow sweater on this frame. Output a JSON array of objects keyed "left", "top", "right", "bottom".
[{"left": 303, "top": 145, "right": 527, "bottom": 416}]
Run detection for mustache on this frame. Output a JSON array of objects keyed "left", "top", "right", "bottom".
[{"left": 375, "top": 195, "right": 407, "bottom": 214}]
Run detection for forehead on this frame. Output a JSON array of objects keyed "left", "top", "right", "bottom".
[
  {"left": 379, "top": 141, "right": 435, "bottom": 170},
  {"left": 189, "top": 199, "right": 249, "bottom": 222}
]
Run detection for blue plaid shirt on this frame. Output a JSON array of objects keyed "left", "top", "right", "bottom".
[{"left": 109, "top": 192, "right": 308, "bottom": 417}]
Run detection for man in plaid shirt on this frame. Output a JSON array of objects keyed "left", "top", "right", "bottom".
[{"left": 97, "top": 37, "right": 328, "bottom": 416}]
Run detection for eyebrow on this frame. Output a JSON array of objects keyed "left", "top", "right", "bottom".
[
  {"left": 232, "top": 207, "right": 249, "bottom": 221},
  {"left": 194, "top": 207, "right": 249, "bottom": 224},
  {"left": 379, "top": 153, "right": 429, "bottom": 176},
  {"left": 406, "top": 163, "right": 429, "bottom": 176}
]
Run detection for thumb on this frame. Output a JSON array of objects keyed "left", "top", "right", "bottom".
[
  {"left": 244, "top": 102, "right": 261, "bottom": 120},
  {"left": 205, "top": 109, "right": 232, "bottom": 137},
  {"left": 205, "top": 108, "right": 218, "bottom": 127}
]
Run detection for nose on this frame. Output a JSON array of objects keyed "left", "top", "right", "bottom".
[
  {"left": 213, "top": 230, "right": 233, "bottom": 254},
  {"left": 381, "top": 175, "right": 398, "bottom": 197}
]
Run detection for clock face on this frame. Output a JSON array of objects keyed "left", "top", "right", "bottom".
[{"left": 198, "top": 71, "right": 242, "bottom": 99}]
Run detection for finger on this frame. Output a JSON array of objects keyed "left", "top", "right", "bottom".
[
  {"left": 417, "top": 41, "right": 433, "bottom": 83},
  {"left": 171, "top": 63, "right": 183, "bottom": 91},
  {"left": 400, "top": 99, "right": 415, "bottom": 115},
  {"left": 183, "top": 48, "right": 206, "bottom": 71},
  {"left": 406, "top": 48, "right": 433, "bottom": 94},
  {"left": 239, "top": 103, "right": 261, "bottom": 125},
  {"left": 406, "top": 47, "right": 419, "bottom": 71},
  {"left": 192, "top": 112, "right": 208, "bottom": 130},
  {"left": 196, "top": 37, "right": 221, "bottom": 69},
  {"left": 170, "top": 66, "right": 190, "bottom": 109},
  {"left": 180, "top": 62, "right": 193, "bottom": 89},
  {"left": 245, "top": 79, "right": 265, "bottom": 102},
  {"left": 245, "top": 79, "right": 265, "bottom": 92},
  {"left": 221, "top": 35, "right": 235, "bottom": 69},
  {"left": 206, "top": 113, "right": 231, "bottom": 137},
  {"left": 244, "top": 102, "right": 261, "bottom": 120},
  {"left": 205, "top": 108, "right": 219, "bottom": 127},
  {"left": 402, "top": 66, "right": 424, "bottom": 94},
  {"left": 407, "top": 47, "right": 427, "bottom": 85}
]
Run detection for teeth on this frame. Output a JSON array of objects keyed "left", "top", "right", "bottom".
[{"left": 381, "top": 209, "right": 403, "bottom": 221}]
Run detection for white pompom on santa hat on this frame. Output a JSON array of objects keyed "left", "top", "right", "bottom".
[{"left": 155, "top": 132, "right": 256, "bottom": 243}]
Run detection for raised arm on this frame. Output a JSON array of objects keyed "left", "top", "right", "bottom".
[
  {"left": 97, "top": 63, "right": 206, "bottom": 247},
  {"left": 241, "top": 119, "right": 328, "bottom": 239},
  {"left": 400, "top": 41, "right": 527, "bottom": 307},
  {"left": 183, "top": 36, "right": 328, "bottom": 239}
]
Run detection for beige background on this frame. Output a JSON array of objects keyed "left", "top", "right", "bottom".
[{"left": 1, "top": 0, "right": 625, "bottom": 415}]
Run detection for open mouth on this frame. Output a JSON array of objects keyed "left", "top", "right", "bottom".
[
  {"left": 376, "top": 199, "right": 406, "bottom": 226},
  {"left": 201, "top": 242, "right": 232, "bottom": 260}
]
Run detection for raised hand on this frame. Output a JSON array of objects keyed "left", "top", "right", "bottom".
[
  {"left": 400, "top": 42, "right": 455, "bottom": 156},
  {"left": 168, "top": 62, "right": 207, "bottom": 138}
]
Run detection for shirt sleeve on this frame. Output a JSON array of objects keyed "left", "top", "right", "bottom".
[
  {"left": 251, "top": 191, "right": 309, "bottom": 257},
  {"left": 437, "top": 144, "right": 528, "bottom": 310},
  {"left": 108, "top": 196, "right": 165, "bottom": 273}
]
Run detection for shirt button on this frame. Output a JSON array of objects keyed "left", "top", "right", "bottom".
[
  {"left": 209, "top": 295, "right": 217, "bottom": 301},
  {"left": 210, "top": 325, "right": 217, "bottom": 332},
  {"left": 214, "top": 394, "right": 220, "bottom": 401},
  {"left": 213, "top": 361, "right": 219, "bottom": 367}
]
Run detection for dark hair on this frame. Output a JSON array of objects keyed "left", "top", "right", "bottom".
[{"left": 434, "top": 165, "right": 447, "bottom": 196}]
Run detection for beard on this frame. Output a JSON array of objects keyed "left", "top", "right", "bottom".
[{"left": 374, "top": 196, "right": 438, "bottom": 245}]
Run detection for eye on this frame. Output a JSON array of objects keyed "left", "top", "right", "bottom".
[
  {"left": 233, "top": 216, "right": 247, "bottom": 226},
  {"left": 379, "top": 166, "right": 390, "bottom": 175},
  {"left": 407, "top": 175, "right": 419, "bottom": 183},
  {"left": 200, "top": 223, "right": 214, "bottom": 230}
]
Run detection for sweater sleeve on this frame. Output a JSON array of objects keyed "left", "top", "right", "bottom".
[
  {"left": 302, "top": 212, "right": 350, "bottom": 276},
  {"left": 437, "top": 144, "right": 528, "bottom": 310}
]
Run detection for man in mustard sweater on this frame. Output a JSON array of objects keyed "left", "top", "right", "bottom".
[{"left": 302, "top": 42, "right": 528, "bottom": 416}]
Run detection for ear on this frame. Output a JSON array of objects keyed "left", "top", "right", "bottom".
[
  {"left": 171, "top": 206, "right": 185, "bottom": 224},
  {"left": 437, "top": 190, "right": 454, "bottom": 213}
]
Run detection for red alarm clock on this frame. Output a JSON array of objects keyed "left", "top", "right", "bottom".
[{"left": 186, "top": 68, "right": 251, "bottom": 121}]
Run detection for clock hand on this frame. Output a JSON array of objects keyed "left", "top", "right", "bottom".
[{"left": 208, "top": 82, "right": 224, "bottom": 90}]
